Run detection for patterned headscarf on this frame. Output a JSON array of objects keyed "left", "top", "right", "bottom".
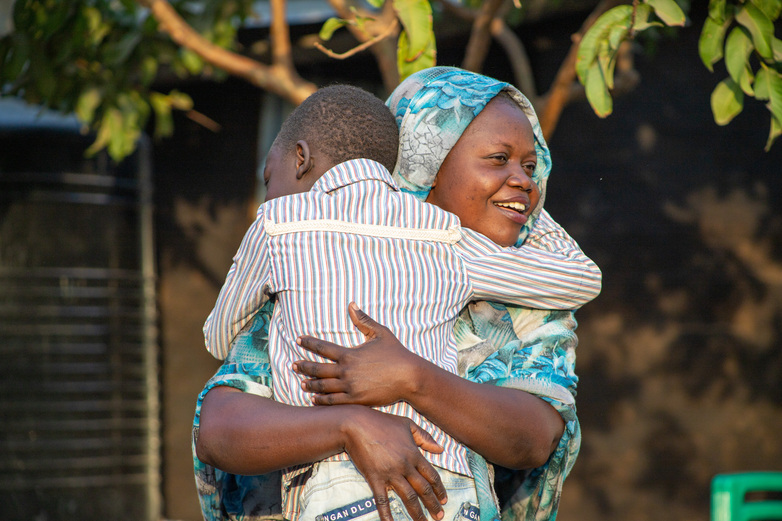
[{"left": 386, "top": 66, "right": 552, "bottom": 246}]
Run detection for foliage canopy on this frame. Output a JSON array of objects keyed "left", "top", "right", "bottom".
[{"left": 1, "top": 0, "right": 779, "bottom": 160}]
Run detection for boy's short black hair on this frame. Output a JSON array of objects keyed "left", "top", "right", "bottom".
[{"left": 274, "top": 85, "right": 399, "bottom": 173}]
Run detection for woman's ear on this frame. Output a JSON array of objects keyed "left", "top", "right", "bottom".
[{"left": 295, "top": 140, "right": 314, "bottom": 179}]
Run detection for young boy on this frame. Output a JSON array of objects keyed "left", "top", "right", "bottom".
[{"left": 199, "top": 85, "right": 600, "bottom": 521}]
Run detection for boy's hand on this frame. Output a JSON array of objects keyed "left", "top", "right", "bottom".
[
  {"left": 294, "top": 303, "right": 429, "bottom": 406},
  {"left": 342, "top": 406, "right": 447, "bottom": 521}
]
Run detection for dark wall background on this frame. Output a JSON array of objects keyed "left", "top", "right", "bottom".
[
  {"left": 151, "top": 8, "right": 782, "bottom": 520},
  {"left": 542, "top": 16, "right": 782, "bottom": 521}
]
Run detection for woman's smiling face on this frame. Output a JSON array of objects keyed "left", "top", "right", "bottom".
[{"left": 425, "top": 95, "right": 541, "bottom": 247}]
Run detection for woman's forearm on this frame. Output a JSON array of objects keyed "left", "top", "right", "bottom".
[
  {"left": 196, "top": 385, "right": 450, "bottom": 521},
  {"left": 406, "top": 359, "right": 565, "bottom": 469},
  {"left": 294, "top": 307, "right": 566, "bottom": 470},
  {"left": 196, "top": 386, "right": 351, "bottom": 475}
]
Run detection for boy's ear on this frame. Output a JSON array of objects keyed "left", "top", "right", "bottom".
[{"left": 295, "top": 140, "right": 314, "bottom": 180}]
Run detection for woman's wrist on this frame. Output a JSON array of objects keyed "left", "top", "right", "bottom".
[
  {"left": 402, "top": 354, "right": 444, "bottom": 406},
  {"left": 337, "top": 404, "right": 374, "bottom": 451}
]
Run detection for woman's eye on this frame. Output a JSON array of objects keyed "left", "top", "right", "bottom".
[
  {"left": 490, "top": 154, "right": 508, "bottom": 164},
  {"left": 522, "top": 162, "right": 536, "bottom": 174}
]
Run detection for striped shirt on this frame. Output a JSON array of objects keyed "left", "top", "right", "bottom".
[{"left": 203, "top": 159, "right": 601, "bottom": 479}]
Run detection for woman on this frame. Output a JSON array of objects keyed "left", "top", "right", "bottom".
[{"left": 194, "top": 67, "right": 599, "bottom": 521}]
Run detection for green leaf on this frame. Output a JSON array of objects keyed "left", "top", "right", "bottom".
[
  {"left": 28, "top": 46, "right": 56, "bottom": 99},
  {"left": 397, "top": 29, "right": 435, "bottom": 80},
  {"left": 4, "top": 33, "right": 31, "bottom": 80},
  {"left": 75, "top": 87, "right": 102, "bottom": 124},
  {"left": 772, "top": 36, "right": 782, "bottom": 61},
  {"left": 632, "top": 3, "right": 663, "bottom": 31},
  {"left": 180, "top": 48, "right": 204, "bottom": 75},
  {"left": 755, "top": 66, "right": 771, "bottom": 99},
  {"left": 711, "top": 77, "right": 744, "bottom": 125},
  {"left": 725, "top": 27, "right": 755, "bottom": 94},
  {"left": 645, "top": 0, "right": 687, "bottom": 26},
  {"left": 110, "top": 97, "right": 143, "bottom": 161},
  {"left": 750, "top": 0, "right": 782, "bottom": 22},
  {"left": 585, "top": 61, "right": 613, "bottom": 118},
  {"left": 103, "top": 31, "right": 142, "bottom": 66},
  {"left": 140, "top": 56, "right": 158, "bottom": 86},
  {"left": 366, "top": 0, "right": 385, "bottom": 7},
  {"left": 39, "top": 2, "right": 71, "bottom": 39},
  {"left": 607, "top": 20, "right": 630, "bottom": 50},
  {"left": 0, "top": 38, "right": 10, "bottom": 72},
  {"left": 735, "top": 2, "right": 774, "bottom": 60},
  {"left": 394, "top": 0, "right": 434, "bottom": 60},
  {"left": 708, "top": 0, "right": 728, "bottom": 23},
  {"left": 12, "top": 0, "right": 32, "bottom": 31},
  {"left": 698, "top": 15, "right": 732, "bottom": 71},
  {"left": 83, "top": 6, "right": 110, "bottom": 46},
  {"left": 761, "top": 65, "right": 782, "bottom": 122},
  {"left": 576, "top": 5, "right": 633, "bottom": 84},
  {"left": 352, "top": 12, "right": 377, "bottom": 33},
  {"left": 597, "top": 39, "right": 619, "bottom": 90},
  {"left": 318, "top": 17, "right": 347, "bottom": 41},
  {"left": 150, "top": 92, "right": 173, "bottom": 138},
  {"left": 167, "top": 90, "right": 193, "bottom": 111},
  {"left": 764, "top": 113, "right": 781, "bottom": 151},
  {"left": 755, "top": 67, "right": 782, "bottom": 150},
  {"left": 86, "top": 107, "right": 119, "bottom": 157}
]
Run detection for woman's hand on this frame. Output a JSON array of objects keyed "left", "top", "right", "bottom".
[
  {"left": 198, "top": 387, "right": 447, "bottom": 521},
  {"left": 293, "top": 303, "right": 428, "bottom": 407},
  {"left": 294, "top": 304, "right": 564, "bottom": 470},
  {"left": 341, "top": 406, "right": 448, "bottom": 521}
]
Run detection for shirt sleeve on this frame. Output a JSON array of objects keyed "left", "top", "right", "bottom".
[
  {"left": 456, "top": 209, "right": 602, "bottom": 309},
  {"left": 192, "top": 356, "right": 278, "bottom": 521},
  {"left": 464, "top": 307, "right": 580, "bottom": 520},
  {"left": 203, "top": 209, "right": 273, "bottom": 360}
]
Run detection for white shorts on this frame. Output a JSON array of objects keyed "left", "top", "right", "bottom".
[{"left": 295, "top": 460, "right": 480, "bottom": 521}]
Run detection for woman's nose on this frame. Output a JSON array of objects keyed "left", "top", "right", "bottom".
[{"left": 507, "top": 167, "right": 534, "bottom": 192}]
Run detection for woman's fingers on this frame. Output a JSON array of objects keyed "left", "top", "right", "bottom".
[
  {"left": 415, "top": 461, "right": 448, "bottom": 506},
  {"left": 389, "top": 477, "right": 429, "bottom": 521},
  {"left": 296, "top": 335, "right": 345, "bottom": 360},
  {"left": 365, "top": 480, "right": 395, "bottom": 521},
  {"left": 369, "top": 471, "right": 445, "bottom": 521},
  {"left": 403, "top": 470, "right": 446, "bottom": 520},
  {"left": 409, "top": 421, "right": 444, "bottom": 455},
  {"left": 348, "top": 302, "right": 384, "bottom": 340},
  {"left": 292, "top": 359, "right": 339, "bottom": 379},
  {"left": 308, "top": 392, "right": 352, "bottom": 406}
]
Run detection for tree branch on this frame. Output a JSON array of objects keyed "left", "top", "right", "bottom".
[
  {"left": 439, "top": 0, "right": 535, "bottom": 99},
  {"left": 325, "top": 0, "right": 400, "bottom": 92},
  {"left": 314, "top": 19, "right": 399, "bottom": 60},
  {"left": 537, "top": 0, "right": 624, "bottom": 141},
  {"left": 270, "top": 0, "right": 294, "bottom": 69},
  {"left": 490, "top": 17, "right": 537, "bottom": 100},
  {"left": 461, "top": 0, "right": 506, "bottom": 72},
  {"left": 136, "top": 0, "right": 316, "bottom": 105}
]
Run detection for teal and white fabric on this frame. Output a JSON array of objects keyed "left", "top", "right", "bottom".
[
  {"left": 192, "top": 300, "right": 285, "bottom": 521},
  {"left": 387, "top": 66, "right": 583, "bottom": 521}
]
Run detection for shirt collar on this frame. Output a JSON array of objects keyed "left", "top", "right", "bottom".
[{"left": 311, "top": 159, "right": 400, "bottom": 194}]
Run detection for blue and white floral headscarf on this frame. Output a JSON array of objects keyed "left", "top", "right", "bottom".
[
  {"left": 387, "top": 67, "right": 580, "bottom": 521},
  {"left": 386, "top": 66, "right": 552, "bottom": 246}
]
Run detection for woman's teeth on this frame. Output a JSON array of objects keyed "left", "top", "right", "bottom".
[{"left": 494, "top": 202, "right": 526, "bottom": 214}]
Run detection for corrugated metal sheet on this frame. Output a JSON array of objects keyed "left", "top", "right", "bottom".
[{"left": 0, "top": 125, "right": 160, "bottom": 520}]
